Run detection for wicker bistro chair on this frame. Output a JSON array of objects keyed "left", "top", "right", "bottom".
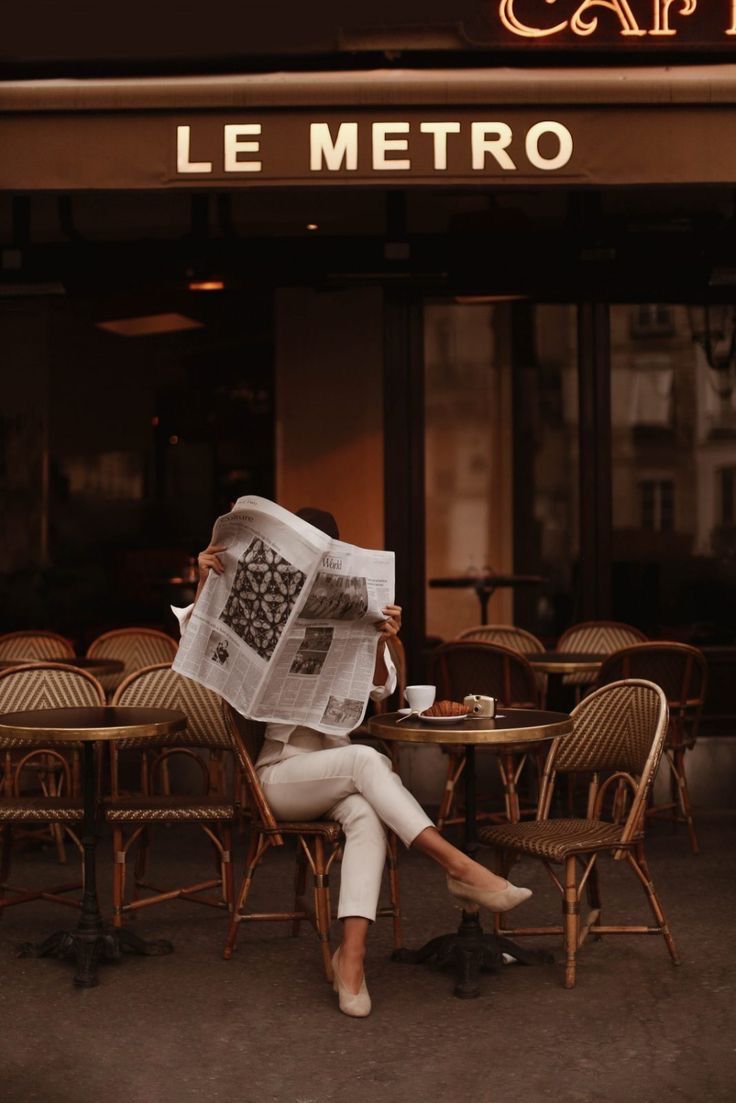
[
  {"left": 457, "top": 625, "right": 548, "bottom": 703},
  {"left": 0, "top": 631, "right": 75, "bottom": 661},
  {"left": 0, "top": 663, "right": 105, "bottom": 913},
  {"left": 595, "top": 643, "right": 707, "bottom": 855},
  {"left": 105, "top": 664, "right": 236, "bottom": 927},
  {"left": 479, "top": 680, "right": 679, "bottom": 989},
  {"left": 223, "top": 709, "right": 402, "bottom": 983},
  {"left": 557, "top": 621, "right": 648, "bottom": 693},
  {"left": 430, "top": 642, "right": 543, "bottom": 829},
  {"left": 86, "top": 628, "right": 179, "bottom": 697}
]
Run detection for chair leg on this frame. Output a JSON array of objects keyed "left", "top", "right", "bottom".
[
  {"left": 627, "top": 845, "right": 680, "bottom": 966},
  {"left": 586, "top": 857, "right": 603, "bottom": 938},
  {"left": 312, "top": 837, "right": 334, "bottom": 982},
  {"left": 224, "top": 831, "right": 260, "bottom": 960},
  {"left": 112, "top": 826, "right": 126, "bottom": 929},
  {"left": 671, "top": 748, "right": 699, "bottom": 855},
  {"left": 436, "top": 751, "right": 465, "bottom": 832},
  {"left": 221, "top": 824, "right": 234, "bottom": 910},
  {"left": 563, "top": 855, "right": 580, "bottom": 989},
  {"left": 386, "top": 831, "right": 403, "bottom": 950},
  {"left": 292, "top": 845, "right": 308, "bottom": 936}
]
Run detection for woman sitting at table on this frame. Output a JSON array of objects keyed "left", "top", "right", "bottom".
[{"left": 183, "top": 506, "right": 532, "bottom": 1018}]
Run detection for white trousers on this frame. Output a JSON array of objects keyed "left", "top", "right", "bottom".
[{"left": 259, "top": 744, "right": 433, "bottom": 922}]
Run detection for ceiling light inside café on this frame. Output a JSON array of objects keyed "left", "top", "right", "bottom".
[
  {"left": 188, "top": 280, "right": 225, "bottom": 291},
  {"left": 96, "top": 313, "right": 204, "bottom": 337}
]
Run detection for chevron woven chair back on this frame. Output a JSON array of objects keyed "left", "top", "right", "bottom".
[
  {"left": 557, "top": 621, "right": 647, "bottom": 654},
  {"left": 456, "top": 624, "right": 544, "bottom": 654},
  {"left": 87, "top": 629, "right": 178, "bottom": 676},
  {"left": 556, "top": 679, "right": 668, "bottom": 778},
  {"left": 595, "top": 643, "right": 707, "bottom": 710},
  {"left": 0, "top": 662, "right": 105, "bottom": 748},
  {"left": 431, "top": 642, "right": 539, "bottom": 707},
  {"left": 0, "top": 631, "right": 75, "bottom": 661},
  {"left": 112, "top": 664, "right": 231, "bottom": 749}
]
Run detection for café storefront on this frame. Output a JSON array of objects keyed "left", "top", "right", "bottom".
[{"left": 2, "top": 4, "right": 736, "bottom": 801}]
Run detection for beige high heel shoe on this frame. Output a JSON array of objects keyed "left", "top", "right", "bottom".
[
  {"left": 447, "top": 876, "right": 532, "bottom": 913},
  {"left": 332, "top": 949, "right": 371, "bottom": 1018}
]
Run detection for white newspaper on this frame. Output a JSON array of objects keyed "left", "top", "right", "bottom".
[{"left": 173, "top": 496, "right": 395, "bottom": 735}]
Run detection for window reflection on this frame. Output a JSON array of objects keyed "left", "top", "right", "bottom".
[{"left": 611, "top": 304, "right": 736, "bottom": 641}]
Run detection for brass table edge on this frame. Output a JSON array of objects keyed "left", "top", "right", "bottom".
[
  {"left": 368, "top": 714, "right": 572, "bottom": 745},
  {"left": 0, "top": 712, "right": 187, "bottom": 743}
]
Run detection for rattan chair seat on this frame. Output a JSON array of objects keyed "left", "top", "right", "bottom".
[
  {"left": 258, "top": 818, "right": 342, "bottom": 842},
  {"left": 480, "top": 818, "right": 632, "bottom": 862},
  {"left": 0, "top": 797, "right": 84, "bottom": 823},
  {"left": 104, "top": 795, "right": 235, "bottom": 822}
]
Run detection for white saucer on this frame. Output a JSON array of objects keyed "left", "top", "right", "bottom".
[{"left": 419, "top": 713, "right": 470, "bottom": 725}]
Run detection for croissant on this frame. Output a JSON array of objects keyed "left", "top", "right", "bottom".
[{"left": 422, "top": 699, "right": 467, "bottom": 717}]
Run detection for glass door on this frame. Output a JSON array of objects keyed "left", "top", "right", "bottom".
[{"left": 424, "top": 300, "right": 579, "bottom": 642}]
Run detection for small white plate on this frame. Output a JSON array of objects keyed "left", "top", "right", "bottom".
[
  {"left": 419, "top": 713, "right": 470, "bottom": 725},
  {"left": 397, "top": 708, "right": 413, "bottom": 716}
]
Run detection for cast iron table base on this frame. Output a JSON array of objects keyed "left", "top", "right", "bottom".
[
  {"left": 15, "top": 739, "right": 173, "bottom": 988},
  {"left": 392, "top": 908, "right": 553, "bottom": 999},
  {"left": 18, "top": 927, "right": 172, "bottom": 989},
  {"left": 393, "top": 744, "right": 552, "bottom": 998}
]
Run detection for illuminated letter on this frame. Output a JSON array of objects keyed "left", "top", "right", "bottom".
[
  {"left": 372, "top": 122, "right": 411, "bottom": 171},
  {"left": 728, "top": 0, "right": 736, "bottom": 33},
  {"left": 471, "top": 123, "right": 516, "bottom": 171},
  {"left": 310, "top": 122, "right": 358, "bottom": 171},
  {"left": 419, "top": 122, "right": 461, "bottom": 170},
  {"left": 176, "top": 125, "right": 213, "bottom": 174},
  {"left": 224, "top": 124, "right": 262, "bottom": 173},
  {"left": 570, "top": 0, "right": 646, "bottom": 36},
  {"left": 650, "top": 0, "right": 697, "bottom": 36},
  {"left": 525, "top": 121, "right": 573, "bottom": 171},
  {"left": 498, "top": 0, "right": 567, "bottom": 37}
]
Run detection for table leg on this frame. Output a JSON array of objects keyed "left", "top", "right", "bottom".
[
  {"left": 474, "top": 583, "right": 495, "bottom": 626},
  {"left": 462, "top": 744, "right": 479, "bottom": 855},
  {"left": 392, "top": 741, "right": 552, "bottom": 996},
  {"left": 18, "top": 743, "right": 173, "bottom": 987}
]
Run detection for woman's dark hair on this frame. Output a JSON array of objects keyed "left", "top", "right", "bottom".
[{"left": 296, "top": 507, "right": 340, "bottom": 541}]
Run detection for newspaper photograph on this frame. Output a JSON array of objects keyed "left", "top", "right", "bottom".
[{"left": 173, "top": 496, "right": 395, "bottom": 735}]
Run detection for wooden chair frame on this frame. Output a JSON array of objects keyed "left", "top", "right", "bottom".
[
  {"left": 0, "top": 662, "right": 104, "bottom": 912},
  {"left": 430, "top": 641, "right": 544, "bottom": 830},
  {"left": 456, "top": 624, "right": 548, "bottom": 705},
  {"left": 223, "top": 707, "right": 402, "bottom": 983},
  {"left": 107, "top": 664, "right": 236, "bottom": 927},
  {"left": 481, "top": 680, "right": 680, "bottom": 989},
  {"left": 0, "top": 630, "right": 75, "bottom": 661},
  {"left": 86, "top": 627, "right": 179, "bottom": 696},
  {"left": 595, "top": 642, "right": 707, "bottom": 855}
]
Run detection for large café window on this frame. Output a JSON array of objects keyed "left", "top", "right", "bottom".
[
  {"left": 610, "top": 304, "right": 736, "bottom": 642},
  {"left": 424, "top": 301, "right": 579, "bottom": 642}
]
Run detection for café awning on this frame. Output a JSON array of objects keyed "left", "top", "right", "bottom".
[{"left": 1, "top": 65, "right": 736, "bottom": 190}]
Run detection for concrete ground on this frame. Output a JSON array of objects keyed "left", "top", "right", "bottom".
[{"left": 0, "top": 814, "right": 734, "bottom": 1103}]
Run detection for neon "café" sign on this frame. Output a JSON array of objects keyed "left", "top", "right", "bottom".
[{"left": 497, "top": 0, "right": 736, "bottom": 38}]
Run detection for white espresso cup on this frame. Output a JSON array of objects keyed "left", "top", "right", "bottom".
[{"left": 405, "top": 684, "right": 436, "bottom": 713}]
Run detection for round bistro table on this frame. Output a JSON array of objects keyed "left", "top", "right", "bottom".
[
  {"left": 370, "top": 708, "right": 572, "bottom": 998},
  {"left": 0, "top": 705, "right": 186, "bottom": 988},
  {"left": 526, "top": 651, "right": 607, "bottom": 676},
  {"left": 428, "top": 574, "right": 546, "bottom": 625}
]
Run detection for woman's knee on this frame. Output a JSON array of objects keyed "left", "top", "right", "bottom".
[
  {"left": 348, "top": 743, "right": 391, "bottom": 776},
  {"left": 336, "top": 794, "right": 386, "bottom": 844}
]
